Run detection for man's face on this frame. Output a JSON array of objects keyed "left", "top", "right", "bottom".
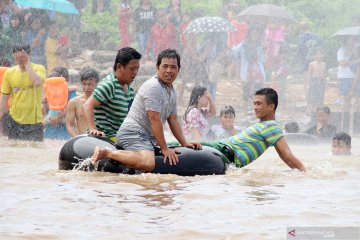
[
  {"left": 13, "top": 50, "right": 29, "bottom": 66},
  {"left": 220, "top": 113, "right": 235, "bottom": 130},
  {"left": 253, "top": 95, "right": 274, "bottom": 120},
  {"left": 156, "top": 57, "right": 179, "bottom": 86},
  {"left": 317, "top": 111, "right": 330, "bottom": 126},
  {"left": 331, "top": 140, "right": 351, "bottom": 156},
  {"left": 115, "top": 59, "right": 140, "bottom": 84},
  {"left": 82, "top": 78, "right": 97, "bottom": 95}
]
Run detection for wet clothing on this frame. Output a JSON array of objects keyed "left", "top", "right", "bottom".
[
  {"left": 183, "top": 107, "right": 209, "bottom": 141},
  {"left": 93, "top": 72, "right": 135, "bottom": 139},
  {"left": 304, "top": 124, "right": 336, "bottom": 141},
  {"left": 116, "top": 76, "right": 177, "bottom": 150},
  {"left": 1, "top": 64, "right": 46, "bottom": 124},
  {"left": 202, "top": 120, "right": 284, "bottom": 168},
  {"left": 2, "top": 113, "right": 44, "bottom": 141}
]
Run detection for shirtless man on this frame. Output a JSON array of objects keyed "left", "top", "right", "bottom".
[
  {"left": 66, "top": 68, "right": 99, "bottom": 137},
  {"left": 307, "top": 46, "right": 327, "bottom": 118}
]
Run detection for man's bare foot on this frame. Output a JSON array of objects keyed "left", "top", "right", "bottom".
[{"left": 92, "top": 147, "right": 109, "bottom": 164}]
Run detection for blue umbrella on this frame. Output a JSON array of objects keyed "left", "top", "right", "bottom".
[{"left": 15, "top": 0, "right": 79, "bottom": 14}]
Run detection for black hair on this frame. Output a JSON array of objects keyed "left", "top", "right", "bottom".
[
  {"left": 12, "top": 44, "right": 30, "bottom": 54},
  {"left": 285, "top": 122, "right": 300, "bottom": 133},
  {"left": 333, "top": 132, "right": 351, "bottom": 146},
  {"left": 156, "top": 49, "right": 181, "bottom": 69},
  {"left": 184, "top": 86, "right": 207, "bottom": 122},
  {"left": 316, "top": 106, "right": 331, "bottom": 115},
  {"left": 220, "top": 105, "right": 235, "bottom": 117},
  {"left": 80, "top": 68, "right": 100, "bottom": 82},
  {"left": 51, "top": 67, "right": 69, "bottom": 82},
  {"left": 113, "top": 47, "right": 142, "bottom": 72},
  {"left": 255, "top": 88, "right": 278, "bottom": 111}
]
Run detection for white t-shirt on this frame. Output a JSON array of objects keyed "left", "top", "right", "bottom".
[{"left": 337, "top": 46, "right": 355, "bottom": 79}]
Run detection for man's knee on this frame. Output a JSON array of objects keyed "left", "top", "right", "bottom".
[{"left": 138, "top": 151, "right": 155, "bottom": 172}]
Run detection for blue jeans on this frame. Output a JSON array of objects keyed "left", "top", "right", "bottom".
[{"left": 136, "top": 31, "right": 150, "bottom": 54}]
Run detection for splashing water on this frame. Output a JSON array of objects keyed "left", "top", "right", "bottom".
[{"left": 72, "top": 156, "right": 95, "bottom": 172}]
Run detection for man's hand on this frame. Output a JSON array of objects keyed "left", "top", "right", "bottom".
[
  {"left": 183, "top": 142, "right": 202, "bottom": 150},
  {"left": 161, "top": 148, "right": 181, "bottom": 165},
  {"left": 88, "top": 129, "right": 106, "bottom": 137}
]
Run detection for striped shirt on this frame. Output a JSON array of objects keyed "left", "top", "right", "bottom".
[
  {"left": 93, "top": 73, "right": 135, "bottom": 139},
  {"left": 222, "top": 120, "right": 284, "bottom": 167}
]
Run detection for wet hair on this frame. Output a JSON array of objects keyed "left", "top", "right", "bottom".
[
  {"left": 156, "top": 49, "right": 181, "bottom": 69},
  {"left": 113, "top": 47, "right": 142, "bottom": 72},
  {"left": 51, "top": 67, "right": 69, "bottom": 81},
  {"left": 220, "top": 105, "right": 235, "bottom": 117},
  {"left": 12, "top": 44, "right": 31, "bottom": 54},
  {"left": 184, "top": 86, "right": 207, "bottom": 122},
  {"left": 333, "top": 132, "right": 351, "bottom": 146},
  {"left": 316, "top": 106, "right": 331, "bottom": 115},
  {"left": 285, "top": 122, "right": 300, "bottom": 133},
  {"left": 255, "top": 88, "right": 278, "bottom": 111},
  {"left": 80, "top": 68, "right": 99, "bottom": 82}
]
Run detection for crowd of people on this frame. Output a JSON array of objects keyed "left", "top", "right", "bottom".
[{"left": 0, "top": 0, "right": 357, "bottom": 173}]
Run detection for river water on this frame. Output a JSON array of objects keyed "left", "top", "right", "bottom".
[{"left": 1, "top": 135, "right": 359, "bottom": 240}]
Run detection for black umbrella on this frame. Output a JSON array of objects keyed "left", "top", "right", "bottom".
[{"left": 184, "top": 16, "right": 236, "bottom": 33}]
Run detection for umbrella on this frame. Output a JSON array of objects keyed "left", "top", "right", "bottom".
[
  {"left": 15, "top": 0, "right": 79, "bottom": 14},
  {"left": 184, "top": 17, "right": 236, "bottom": 34},
  {"left": 332, "top": 26, "right": 360, "bottom": 37},
  {"left": 238, "top": 4, "right": 294, "bottom": 23}
]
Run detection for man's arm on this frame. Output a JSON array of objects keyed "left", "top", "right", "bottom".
[
  {"left": 65, "top": 99, "right": 78, "bottom": 137},
  {"left": 274, "top": 137, "right": 306, "bottom": 172},
  {"left": 83, "top": 95, "right": 104, "bottom": 136},
  {"left": 148, "top": 111, "right": 179, "bottom": 165},
  {"left": 24, "top": 52, "right": 44, "bottom": 86}
]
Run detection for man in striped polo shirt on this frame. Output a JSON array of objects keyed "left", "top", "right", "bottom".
[
  {"left": 91, "top": 49, "right": 201, "bottom": 172},
  {"left": 84, "top": 47, "right": 141, "bottom": 142},
  {"left": 202, "top": 88, "right": 306, "bottom": 172}
]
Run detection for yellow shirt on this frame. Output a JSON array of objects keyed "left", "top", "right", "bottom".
[
  {"left": 45, "top": 37, "right": 59, "bottom": 75},
  {"left": 1, "top": 64, "right": 46, "bottom": 124}
]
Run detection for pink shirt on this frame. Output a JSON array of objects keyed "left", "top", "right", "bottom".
[{"left": 183, "top": 108, "right": 209, "bottom": 141}]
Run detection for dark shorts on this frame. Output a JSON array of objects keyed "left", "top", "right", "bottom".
[{"left": 2, "top": 113, "right": 44, "bottom": 141}]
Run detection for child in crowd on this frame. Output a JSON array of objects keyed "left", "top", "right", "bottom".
[
  {"left": 331, "top": 132, "right": 352, "bottom": 156},
  {"left": 208, "top": 105, "right": 241, "bottom": 140},
  {"left": 307, "top": 46, "right": 327, "bottom": 120},
  {"left": 183, "top": 86, "right": 216, "bottom": 141},
  {"left": 42, "top": 67, "right": 77, "bottom": 140},
  {"left": 284, "top": 121, "right": 300, "bottom": 133}
]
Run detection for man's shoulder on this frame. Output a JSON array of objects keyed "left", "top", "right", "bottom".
[
  {"left": 68, "top": 95, "right": 84, "bottom": 104},
  {"left": 101, "top": 73, "right": 116, "bottom": 82},
  {"left": 140, "top": 76, "right": 161, "bottom": 90}
]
